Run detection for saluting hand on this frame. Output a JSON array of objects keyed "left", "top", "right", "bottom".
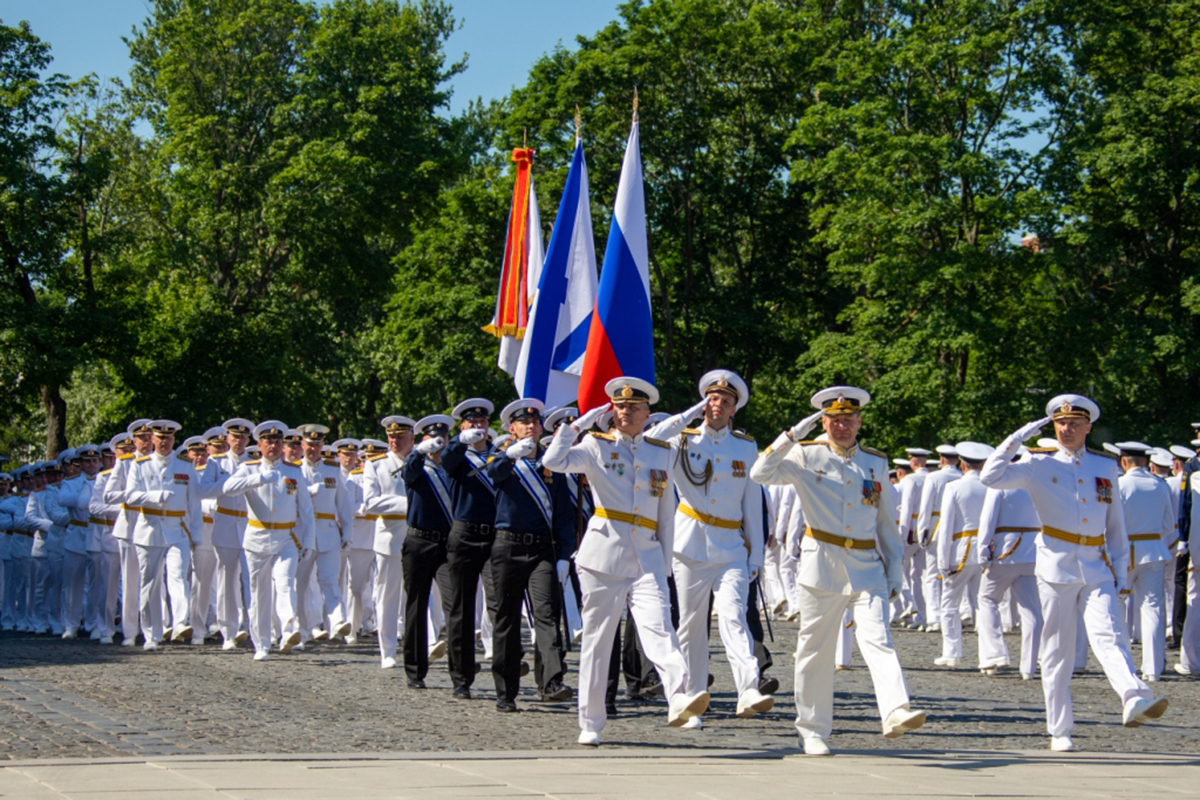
[
  {"left": 573, "top": 403, "right": 611, "bottom": 432},
  {"left": 505, "top": 437, "right": 537, "bottom": 460},
  {"left": 415, "top": 437, "right": 444, "bottom": 455},
  {"left": 1014, "top": 416, "right": 1052, "bottom": 442},
  {"left": 790, "top": 410, "right": 825, "bottom": 442},
  {"left": 460, "top": 428, "right": 488, "bottom": 445},
  {"left": 683, "top": 397, "right": 709, "bottom": 424}
]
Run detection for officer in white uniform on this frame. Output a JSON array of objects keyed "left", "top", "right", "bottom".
[
  {"left": 88, "top": 435, "right": 129, "bottom": 643},
  {"left": 1115, "top": 442, "right": 1175, "bottom": 681},
  {"left": 750, "top": 385, "right": 926, "bottom": 756},
  {"left": 102, "top": 419, "right": 156, "bottom": 644},
  {"left": 976, "top": 456, "right": 1043, "bottom": 679},
  {"left": 645, "top": 369, "right": 771, "bottom": 725},
  {"left": 981, "top": 394, "right": 1167, "bottom": 751},
  {"left": 361, "top": 415, "right": 415, "bottom": 669},
  {"left": 199, "top": 418, "right": 255, "bottom": 649},
  {"left": 339, "top": 439, "right": 377, "bottom": 642},
  {"left": 897, "top": 447, "right": 931, "bottom": 626},
  {"left": 61, "top": 445, "right": 103, "bottom": 637},
  {"left": 915, "top": 445, "right": 961, "bottom": 631},
  {"left": 185, "top": 434, "right": 218, "bottom": 644},
  {"left": 933, "top": 442, "right": 993, "bottom": 667},
  {"left": 125, "top": 421, "right": 202, "bottom": 648},
  {"left": 543, "top": 377, "right": 709, "bottom": 746},
  {"left": 296, "top": 424, "right": 354, "bottom": 643},
  {"left": 27, "top": 457, "right": 69, "bottom": 635},
  {"left": 0, "top": 472, "right": 20, "bottom": 630},
  {"left": 218, "top": 421, "right": 315, "bottom": 660}
]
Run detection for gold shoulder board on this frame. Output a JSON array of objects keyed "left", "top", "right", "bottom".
[
  {"left": 135, "top": 456, "right": 151, "bottom": 463},
  {"left": 118, "top": 454, "right": 135, "bottom": 461},
  {"left": 370, "top": 453, "right": 388, "bottom": 461},
  {"left": 350, "top": 468, "right": 363, "bottom": 475},
  {"left": 799, "top": 440, "right": 829, "bottom": 447},
  {"left": 1027, "top": 447, "right": 1056, "bottom": 453},
  {"left": 244, "top": 460, "right": 261, "bottom": 466},
  {"left": 682, "top": 428, "right": 701, "bottom": 436},
  {"left": 731, "top": 430, "right": 755, "bottom": 442},
  {"left": 590, "top": 432, "right": 615, "bottom": 441},
  {"left": 323, "top": 458, "right": 339, "bottom": 467},
  {"left": 643, "top": 436, "right": 670, "bottom": 449},
  {"left": 99, "top": 469, "right": 113, "bottom": 476},
  {"left": 860, "top": 445, "right": 888, "bottom": 459},
  {"left": 1088, "top": 447, "right": 1118, "bottom": 460}
]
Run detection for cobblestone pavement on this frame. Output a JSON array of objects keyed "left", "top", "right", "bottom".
[{"left": 1, "top": 620, "right": 1197, "bottom": 761}]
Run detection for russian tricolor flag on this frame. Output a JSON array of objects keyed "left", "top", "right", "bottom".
[
  {"left": 578, "top": 118, "right": 655, "bottom": 411},
  {"left": 513, "top": 136, "right": 598, "bottom": 407}
]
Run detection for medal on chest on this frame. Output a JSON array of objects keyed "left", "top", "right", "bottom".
[
  {"left": 1095, "top": 477, "right": 1113, "bottom": 504},
  {"left": 173, "top": 473, "right": 189, "bottom": 487},
  {"left": 284, "top": 477, "right": 297, "bottom": 495},
  {"left": 862, "top": 479, "right": 882, "bottom": 506},
  {"left": 731, "top": 460, "right": 746, "bottom": 479}
]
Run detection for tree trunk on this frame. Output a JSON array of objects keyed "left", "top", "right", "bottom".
[{"left": 41, "top": 385, "right": 67, "bottom": 459}]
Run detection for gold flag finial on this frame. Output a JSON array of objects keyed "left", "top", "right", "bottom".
[
  {"left": 574, "top": 106, "right": 581, "bottom": 139},
  {"left": 632, "top": 87, "right": 639, "bottom": 121},
  {"left": 523, "top": 127, "right": 527, "bottom": 148}
]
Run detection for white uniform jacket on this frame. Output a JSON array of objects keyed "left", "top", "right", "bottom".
[
  {"left": 4, "top": 493, "right": 33, "bottom": 557},
  {"left": 101, "top": 454, "right": 141, "bottom": 543},
  {"left": 58, "top": 475, "right": 91, "bottom": 555},
  {"left": 750, "top": 435, "right": 902, "bottom": 596},
  {"left": 361, "top": 452, "right": 409, "bottom": 557},
  {"left": 897, "top": 468, "right": 928, "bottom": 545},
  {"left": 917, "top": 465, "right": 962, "bottom": 547},
  {"left": 199, "top": 451, "right": 251, "bottom": 549},
  {"left": 935, "top": 470, "right": 989, "bottom": 575},
  {"left": 26, "top": 487, "right": 68, "bottom": 558},
  {"left": 977, "top": 487, "right": 1040, "bottom": 566},
  {"left": 981, "top": 441, "right": 1129, "bottom": 589},
  {"left": 220, "top": 459, "right": 315, "bottom": 555},
  {"left": 645, "top": 415, "right": 763, "bottom": 572},
  {"left": 302, "top": 457, "right": 354, "bottom": 552},
  {"left": 126, "top": 453, "right": 203, "bottom": 549},
  {"left": 1119, "top": 466, "right": 1174, "bottom": 567},
  {"left": 543, "top": 425, "right": 675, "bottom": 579},
  {"left": 345, "top": 468, "right": 377, "bottom": 550}
]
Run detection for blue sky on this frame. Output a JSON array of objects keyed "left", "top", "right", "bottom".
[{"left": 3, "top": 0, "right": 623, "bottom": 114}]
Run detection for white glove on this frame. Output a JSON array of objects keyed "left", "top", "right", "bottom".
[
  {"left": 556, "top": 559, "right": 570, "bottom": 584},
  {"left": 1014, "top": 416, "right": 1052, "bottom": 443},
  {"left": 1175, "top": 540, "right": 1189, "bottom": 557},
  {"left": 154, "top": 490, "right": 176, "bottom": 505},
  {"left": 573, "top": 403, "right": 611, "bottom": 432},
  {"left": 683, "top": 397, "right": 709, "bottom": 424},
  {"left": 505, "top": 437, "right": 537, "bottom": 460},
  {"left": 790, "top": 409, "right": 825, "bottom": 442},
  {"left": 460, "top": 428, "right": 487, "bottom": 445},
  {"left": 308, "top": 482, "right": 321, "bottom": 497},
  {"left": 415, "top": 437, "right": 444, "bottom": 455}
]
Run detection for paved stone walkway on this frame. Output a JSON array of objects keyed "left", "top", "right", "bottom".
[{"left": 1, "top": 619, "right": 1196, "bottom": 760}]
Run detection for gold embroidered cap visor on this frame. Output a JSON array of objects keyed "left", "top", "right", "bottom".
[
  {"left": 810, "top": 385, "right": 870, "bottom": 416},
  {"left": 604, "top": 376, "right": 659, "bottom": 406},
  {"left": 1046, "top": 393, "right": 1100, "bottom": 423},
  {"left": 253, "top": 420, "right": 289, "bottom": 441},
  {"left": 414, "top": 415, "right": 454, "bottom": 438},
  {"left": 697, "top": 369, "right": 748, "bottom": 410},
  {"left": 297, "top": 423, "right": 330, "bottom": 442},
  {"left": 380, "top": 415, "right": 416, "bottom": 435}
]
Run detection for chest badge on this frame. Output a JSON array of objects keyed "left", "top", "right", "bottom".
[
  {"left": 1095, "top": 477, "right": 1113, "bottom": 504},
  {"left": 649, "top": 469, "right": 667, "bottom": 497},
  {"left": 731, "top": 460, "right": 746, "bottom": 479},
  {"left": 862, "top": 479, "right": 882, "bottom": 506}
]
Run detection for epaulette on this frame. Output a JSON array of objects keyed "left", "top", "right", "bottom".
[
  {"left": 176, "top": 452, "right": 190, "bottom": 462},
  {"left": 99, "top": 469, "right": 113, "bottom": 476},
  {"left": 369, "top": 453, "right": 387, "bottom": 461},
  {"left": 643, "top": 436, "right": 669, "bottom": 449},
  {"left": 1027, "top": 447, "right": 1056, "bottom": 454},
  {"left": 286, "top": 460, "right": 302, "bottom": 467},
  {"left": 682, "top": 428, "right": 701, "bottom": 436},
  {"left": 799, "top": 440, "right": 828, "bottom": 447},
  {"left": 135, "top": 456, "right": 151, "bottom": 463},
  {"left": 731, "top": 430, "right": 755, "bottom": 442},
  {"left": 244, "top": 460, "right": 261, "bottom": 466},
  {"left": 860, "top": 446, "right": 887, "bottom": 459},
  {"left": 323, "top": 458, "right": 338, "bottom": 467},
  {"left": 118, "top": 454, "right": 135, "bottom": 461},
  {"left": 350, "top": 468, "right": 363, "bottom": 475},
  {"left": 1088, "top": 447, "right": 1118, "bottom": 460},
  {"left": 590, "top": 432, "right": 615, "bottom": 441}
]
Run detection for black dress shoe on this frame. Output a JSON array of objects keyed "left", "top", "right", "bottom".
[
  {"left": 707, "top": 673, "right": 714, "bottom": 688},
  {"left": 495, "top": 699, "right": 518, "bottom": 713},
  {"left": 452, "top": 686, "right": 472, "bottom": 700},
  {"left": 543, "top": 679, "right": 574, "bottom": 702},
  {"left": 407, "top": 678, "right": 426, "bottom": 689},
  {"left": 605, "top": 702, "right": 619, "bottom": 717},
  {"left": 519, "top": 661, "right": 530, "bottom": 678},
  {"left": 638, "top": 676, "right": 664, "bottom": 699},
  {"left": 759, "top": 675, "right": 780, "bottom": 695}
]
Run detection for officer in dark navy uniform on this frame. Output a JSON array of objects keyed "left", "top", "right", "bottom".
[
  {"left": 401, "top": 414, "right": 457, "bottom": 689},
  {"left": 442, "top": 398, "right": 498, "bottom": 699},
  {"left": 485, "top": 400, "right": 576, "bottom": 711}
]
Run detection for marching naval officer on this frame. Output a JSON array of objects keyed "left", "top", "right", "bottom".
[
  {"left": 981, "top": 394, "right": 1167, "bottom": 751},
  {"left": 199, "top": 418, "right": 256, "bottom": 649},
  {"left": 750, "top": 386, "right": 926, "bottom": 756},
  {"left": 645, "top": 369, "right": 772, "bottom": 726},
  {"left": 1115, "top": 442, "right": 1174, "bottom": 682},
  {"left": 296, "top": 424, "right": 354, "bottom": 643},
  {"left": 543, "top": 377, "right": 710, "bottom": 746},
  {"left": 897, "top": 447, "right": 931, "bottom": 626},
  {"left": 933, "top": 442, "right": 993, "bottom": 668},
  {"left": 485, "top": 400, "right": 575, "bottom": 711},
  {"left": 914, "top": 445, "right": 961, "bottom": 631},
  {"left": 218, "top": 421, "right": 316, "bottom": 660}
]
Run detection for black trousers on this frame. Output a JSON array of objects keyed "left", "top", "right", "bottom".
[
  {"left": 400, "top": 532, "right": 452, "bottom": 681},
  {"left": 487, "top": 535, "right": 566, "bottom": 702},
  {"left": 1175, "top": 551, "right": 1191, "bottom": 642},
  {"left": 445, "top": 523, "right": 494, "bottom": 690}
]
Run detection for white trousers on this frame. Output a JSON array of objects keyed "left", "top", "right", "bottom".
[
  {"left": 345, "top": 548, "right": 376, "bottom": 635},
  {"left": 297, "top": 547, "right": 346, "bottom": 636},
  {"left": 835, "top": 609, "right": 855, "bottom": 667},
  {"left": 214, "top": 546, "right": 244, "bottom": 642},
  {"left": 577, "top": 567, "right": 689, "bottom": 734},
  {"left": 793, "top": 584, "right": 911, "bottom": 741},
  {"left": 1037, "top": 578, "right": 1151, "bottom": 736},
  {"left": 978, "top": 562, "right": 1041, "bottom": 674},
  {"left": 95, "top": 550, "right": 120, "bottom": 638},
  {"left": 60, "top": 551, "right": 88, "bottom": 633},
  {"left": 921, "top": 550, "right": 942, "bottom": 626},
  {"left": 1127, "top": 561, "right": 1167, "bottom": 678},
  {"left": 11, "top": 556, "right": 32, "bottom": 629},
  {"left": 374, "top": 553, "right": 404, "bottom": 659},
  {"left": 136, "top": 543, "right": 190, "bottom": 643},
  {"left": 117, "top": 540, "right": 140, "bottom": 641},
  {"left": 779, "top": 547, "right": 800, "bottom": 613},
  {"left": 562, "top": 570, "right": 583, "bottom": 642},
  {"left": 245, "top": 548, "right": 298, "bottom": 655},
  {"left": 190, "top": 547, "right": 218, "bottom": 641},
  {"left": 1180, "top": 570, "right": 1200, "bottom": 670},
  {"left": 940, "top": 565, "right": 981, "bottom": 660},
  {"left": 903, "top": 544, "right": 927, "bottom": 624},
  {"left": 673, "top": 556, "right": 759, "bottom": 698},
  {"left": 763, "top": 537, "right": 785, "bottom": 611}
]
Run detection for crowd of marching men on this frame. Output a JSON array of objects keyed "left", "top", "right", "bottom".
[{"left": 0, "top": 373, "right": 1194, "bottom": 753}]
